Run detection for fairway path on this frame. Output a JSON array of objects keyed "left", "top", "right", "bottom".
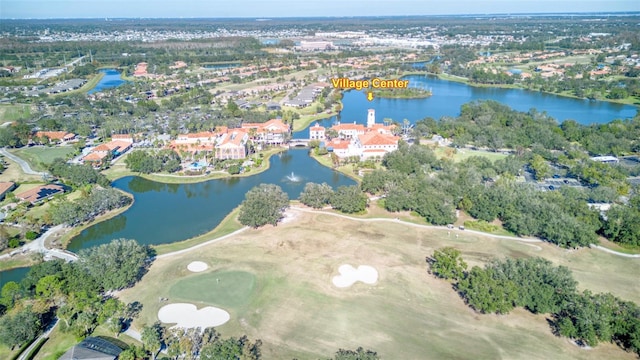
[
  {"left": 0, "top": 147, "right": 49, "bottom": 176},
  {"left": 151, "top": 206, "right": 638, "bottom": 260},
  {"left": 156, "top": 227, "right": 249, "bottom": 259},
  {"left": 290, "top": 206, "right": 640, "bottom": 258}
]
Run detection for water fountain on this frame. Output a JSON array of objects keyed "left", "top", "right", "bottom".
[{"left": 286, "top": 171, "right": 300, "bottom": 182}]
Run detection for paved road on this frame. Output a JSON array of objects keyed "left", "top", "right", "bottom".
[
  {"left": 0, "top": 225, "right": 77, "bottom": 262},
  {"left": 0, "top": 147, "right": 48, "bottom": 176},
  {"left": 17, "top": 319, "right": 58, "bottom": 360},
  {"left": 590, "top": 244, "right": 640, "bottom": 258}
]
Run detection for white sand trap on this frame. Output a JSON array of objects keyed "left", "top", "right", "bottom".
[
  {"left": 187, "top": 261, "right": 208, "bottom": 272},
  {"left": 158, "top": 303, "right": 230, "bottom": 328},
  {"left": 332, "top": 264, "right": 378, "bottom": 288}
]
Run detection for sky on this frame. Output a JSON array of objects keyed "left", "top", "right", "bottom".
[{"left": 1, "top": 0, "right": 639, "bottom": 19}]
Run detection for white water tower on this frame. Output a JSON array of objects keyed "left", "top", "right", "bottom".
[{"left": 367, "top": 109, "right": 376, "bottom": 128}]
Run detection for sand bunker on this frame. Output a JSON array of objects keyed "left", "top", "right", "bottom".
[
  {"left": 187, "top": 261, "right": 208, "bottom": 272},
  {"left": 158, "top": 303, "right": 230, "bottom": 328},
  {"left": 332, "top": 264, "right": 378, "bottom": 288}
]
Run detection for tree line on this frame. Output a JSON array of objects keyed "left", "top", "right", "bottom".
[
  {"left": 0, "top": 239, "right": 152, "bottom": 348},
  {"left": 428, "top": 248, "right": 640, "bottom": 356}
]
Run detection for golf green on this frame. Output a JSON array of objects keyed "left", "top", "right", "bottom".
[{"left": 168, "top": 270, "right": 256, "bottom": 308}]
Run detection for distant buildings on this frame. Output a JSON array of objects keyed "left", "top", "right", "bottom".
[
  {"left": 170, "top": 127, "right": 248, "bottom": 160},
  {"left": 310, "top": 109, "right": 400, "bottom": 160},
  {"left": 34, "top": 131, "right": 76, "bottom": 143},
  {"left": 168, "top": 119, "right": 291, "bottom": 160},
  {"left": 82, "top": 136, "right": 133, "bottom": 166},
  {"left": 241, "top": 119, "right": 291, "bottom": 146},
  {"left": 590, "top": 155, "right": 619, "bottom": 164}
]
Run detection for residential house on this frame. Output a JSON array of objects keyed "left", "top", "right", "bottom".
[
  {"left": 0, "top": 181, "right": 16, "bottom": 200},
  {"left": 82, "top": 140, "right": 132, "bottom": 166},
  {"left": 59, "top": 337, "right": 123, "bottom": 360},
  {"left": 34, "top": 131, "right": 76, "bottom": 143},
  {"left": 16, "top": 184, "right": 65, "bottom": 205}
]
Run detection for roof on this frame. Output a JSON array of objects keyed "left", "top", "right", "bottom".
[
  {"left": 111, "top": 134, "right": 134, "bottom": 142},
  {"left": 310, "top": 122, "right": 325, "bottom": 131},
  {"left": 242, "top": 119, "right": 290, "bottom": 134},
  {"left": 218, "top": 130, "right": 248, "bottom": 147},
  {"left": 358, "top": 132, "right": 399, "bottom": 146},
  {"left": 0, "top": 181, "right": 15, "bottom": 196},
  {"left": 590, "top": 156, "right": 619, "bottom": 162},
  {"left": 35, "top": 131, "right": 75, "bottom": 141},
  {"left": 93, "top": 140, "right": 132, "bottom": 153},
  {"left": 325, "top": 139, "right": 350, "bottom": 150},
  {"left": 16, "top": 184, "right": 65, "bottom": 204},
  {"left": 332, "top": 123, "right": 366, "bottom": 132},
  {"left": 59, "top": 337, "right": 123, "bottom": 360},
  {"left": 82, "top": 152, "right": 108, "bottom": 162}
]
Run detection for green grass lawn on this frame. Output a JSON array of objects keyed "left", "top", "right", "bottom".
[
  {"left": 12, "top": 147, "right": 76, "bottom": 172},
  {"left": 433, "top": 146, "right": 508, "bottom": 163},
  {"left": 169, "top": 270, "right": 256, "bottom": 308},
  {"left": 118, "top": 210, "right": 638, "bottom": 359},
  {"left": 33, "top": 326, "right": 76, "bottom": 360},
  {"left": 0, "top": 104, "right": 31, "bottom": 122}
]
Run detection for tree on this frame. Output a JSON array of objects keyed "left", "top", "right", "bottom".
[
  {"left": 529, "top": 154, "right": 551, "bottom": 181},
  {"left": 200, "top": 335, "right": 262, "bottom": 360},
  {"left": 428, "top": 247, "right": 467, "bottom": 281},
  {"left": 141, "top": 322, "right": 163, "bottom": 359},
  {"left": 331, "top": 347, "right": 380, "bottom": 360},
  {"left": 456, "top": 266, "right": 518, "bottom": 314},
  {"left": 0, "top": 281, "right": 22, "bottom": 310},
  {"left": 0, "top": 307, "right": 41, "bottom": 347},
  {"left": 299, "top": 182, "right": 334, "bottom": 209},
  {"left": 330, "top": 185, "right": 368, "bottom": 213},
  {"left": 238, "top": 184, "right": 289, "bottom": 228},
  {"left": 77, "top": 238, "right": 151, "bottom": 291}
]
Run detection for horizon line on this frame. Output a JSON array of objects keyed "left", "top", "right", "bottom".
[{"left": 3, "top": 11, "right": 640, "bottom": 21}]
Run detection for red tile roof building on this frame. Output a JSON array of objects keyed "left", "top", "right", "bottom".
[
  {"left": 34, "top": 131, "right": 76, "bottom": 142},
  {"left": 0, "top": 181, "right": 16, "bottom": 200},
  {"left": 241, "top": 119, "right": 290, "bottom": 145},
  {"left": 168, "top": 127, "right": 249, "bottom": 160},
  {"left": 16, "top": 184, "right": 65, "bottom": 204},
  {"left": 311, "top": 109, "right": 399, "bottom": 160}
]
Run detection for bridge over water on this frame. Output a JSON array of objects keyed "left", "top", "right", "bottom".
[{"left": 288, "top": 139, "right": 311, "bottom": 147}]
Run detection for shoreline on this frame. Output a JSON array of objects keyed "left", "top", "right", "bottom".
[
  {"left": 413, "top": 71, "right": 640, "bottom": 107},
  {"left": 104, "top": 146, "right": 286, "bottom": 183}
]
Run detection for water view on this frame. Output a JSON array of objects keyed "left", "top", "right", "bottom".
[
  {"left": 87, "top": 69, "right": 126, "bottom": 94},
  {"left": 0, "top": 266, "right": 30, "bottom": 289},
  {"left": 295, "top": 75, "right": 638, "bottom": 138},
  {"left": 68, "top": 149, "right": 355, "bottom": 251},
  {"left": 203, "top": 63, "right": 241, "bottom": 69}
]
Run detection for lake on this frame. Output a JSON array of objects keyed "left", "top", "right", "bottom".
[
  {"left": 68, "top": 149, "right": 355, "bottom": 251},
  {"left": 0, "top": 266, "right": 30, "bottom": 289},
  {"left": 203, "top": 63, "right": 241, "bottom": 69},
  {"left": 87, "top": 69, "right": 126, "bottom": 94},
  {"left": 294, "top": 75, "right": 638, "bottom": 139}
]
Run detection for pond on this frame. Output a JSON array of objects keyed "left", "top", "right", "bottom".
[
  {"left": 87, "top": 69, "right": 127, "bottom": 94},
  {"left": 68, "top": 148, "right": 355, "bottom": 250}
]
